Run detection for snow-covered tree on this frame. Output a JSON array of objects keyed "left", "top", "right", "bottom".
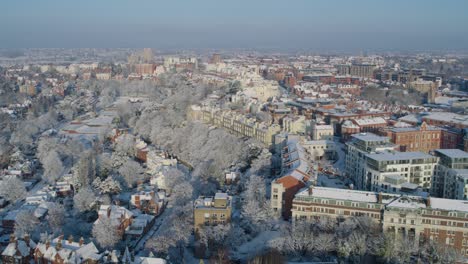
[
  {"left": 0, "top": 176, "right": 26, "bottom": 202},
  {"left": 93, "top": 176, "right": 122, "bottom": 194},
  {"left": 73, "top": 151, "right": 96, "bottom": 188},
  {"left": 14, "top": 210, "right": 38, "bottom": 237},
  {"left": 73, "top": 187, "right": 97, "bottom": 212},
  {"left": 46, "top": 202, "right": 65, "bottom": 233},
  {"left": 118, "top": 159, "right": 144, "bottom": 187},
  {"left": 114, "top": 134, "right": 135, "bottom": 156},
  {"left": 92, "top": 217, "right": 121, "bottom": 249},
  {"left": 42, "top": 150, "right": 64, "bottom": 183},
  {"left": 241, "top": 174, "right": 274, "bottom": 231}
]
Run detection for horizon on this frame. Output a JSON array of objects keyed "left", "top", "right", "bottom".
[{"left": 2, "top": 0, "right": 468, "bottom": 51}]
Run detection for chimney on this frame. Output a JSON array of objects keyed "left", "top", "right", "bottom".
[
  {"left": 45, "top": 240, "right": 50, "bottom": 250},
  {"left": 426, "top": 196, "right": 431, "bottom": 207},
  {"left": 9, "top": 234, "right": 15, "bottom": 243},
  {"left": 68, "top": 235, "right": 73, "bottom": 244},
  {"left": 24, "top": 234, "right": 30, "bottom": 246},
  {"left": 378, "top": 192, "right": 383, "bottom": 203},
  {"left": 56, "top": 238, "right": 62, "bottom": 251},
  {"left": 308, "top": 186, "right": 313, "bottom": 195},
  {"left": 107, "top": 206, "right": 111, "bottom": 218},
  {"left": 79, "top": 237, "right": 84, "bottom": 246}
]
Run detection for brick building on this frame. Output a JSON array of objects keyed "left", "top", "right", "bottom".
[{"left": 292, "top": 186, "right": 468, "bottom": 257}]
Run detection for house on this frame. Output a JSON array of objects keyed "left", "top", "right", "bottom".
[
  {"left": 130, "top": 188, "right": 165, "bottom": 215},
  {"left": 95, "top": 205, "right": 134, "bottom": 235},
  {"left": 125, "top": 214, "right": 156, "bottom": 239},
  {"left": 1, "top": 234, "right": 36, "bottom": 264},
  {"left": 225, "top": 172, "right": 240, "bottom": 185},
  {"left": 34, "top": 236, "right": 102, "bottom": 264}
]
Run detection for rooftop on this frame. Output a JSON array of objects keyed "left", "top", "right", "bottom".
[
  {"left": 351, "top": 133, "right": 388, "bottom": 142},
  {"left": 366, "top": 151, "right": 434, "bottom": 162},
  {"left": 434, "top": 149, "right": 468, "bottom": 159}
]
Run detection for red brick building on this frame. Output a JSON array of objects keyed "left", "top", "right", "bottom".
[{"left": 385, "top": 122, "right": 442, "bottom": 152}]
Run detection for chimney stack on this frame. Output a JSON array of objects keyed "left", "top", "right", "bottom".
[
  {"left": 68, "top": 235, "right": 73, "bottom": 244},
  {"left": 45, "top": 240, "right": 50, "bottom": 250},
  {"left": 308, "top": 186, "right": 314, "bottom": 195},
  {"left": 426, "top": 196, "right": 431, "bottom": 207},
  {"left": 378, "top": 192, "right": 383, "bottom": 203},
  {"left": 9, "top": 234, "right": 15, "bottom": 244},
  {"left": 24, "top": 234, "right": 30, "bottom": 246},
  {"left": 56, "top": 237, "right": 63, "bottom": 250},
  {"left": 79, "top": 237, "right": 84, "bottom": 246}
]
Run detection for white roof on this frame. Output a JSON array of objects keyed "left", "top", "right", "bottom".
[
  {"left": 366, "top": 151, "right": 434, "bottom": 162},
  {"left": 296, "top": 187, "right": 397, "bottom": 203}
]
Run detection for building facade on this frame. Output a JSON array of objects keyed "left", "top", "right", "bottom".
[{"left": 194, "top": 193, "right": 232, "bottom": 233}]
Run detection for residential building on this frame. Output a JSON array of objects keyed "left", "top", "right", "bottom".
[
  {"left": 95, "top": 205, "right": 134, "bottom": 235},
  {"left": 302, "top": 140, "right": 336, "bottom": 161},
  {"left": 292, "top": 186, "right": 468, "bottom": 256},
  {"left": 34, "top": 236, "right": 101, "bottom": 264},
  {"left": 2, "top": 235, "right": 35, "bottom": 264},
  {"left": 271, "top": 136, "right": 312, "bottom": 219},
  {"left": 282, "top": 115, "right": 307, "bottom": 134},
  {"left": 336, "top": 64, "right": 376, "bottom": 78},
  {"left": 345, "top": 133, "right": 396, "bottom": 190},
  {"left": 311, "top": 123, "right": 334, "bottom": 140},
  {"left": 385, "top": 122, "right": 442, "bottom": 152},
  {"left": 365, "top": 151, "right": 438, "bottom": 192},
  {"left": 432, "top": 149, "right": 468, "bottom": 199},
  {"left": 130, "top": 188, "right": 165, "bottom": 215},
  {"left": 194, "top": 193, "right": 232, "bottom": 233},
  {"left": 192, "top": 106, "right": 281, "bottom": 147}
]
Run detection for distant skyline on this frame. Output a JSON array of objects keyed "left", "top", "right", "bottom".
[{"left": 2, "top": 0, "right": 468, "bottom": 51}]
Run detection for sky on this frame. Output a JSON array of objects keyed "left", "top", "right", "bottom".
[{"left": 1, "top": 0, "right": 468, "bottom": 51}]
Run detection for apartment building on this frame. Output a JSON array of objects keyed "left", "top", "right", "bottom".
[
  {"left": 345, "top": 133, "right": 396, "bottom": 190},
  {"left": 271, "top": 136, "right": 311, "bottom": 220},
  {"left": 432, "top": 149, "right": 468, "bottom": 200},
  {"left": 365, "top": 151, "right": 438, "bottom": 192},
  {"left": 336, "top": 64, "right": 376, "bottom": 78},
  {"left": 194, "top": 193, "right": 232, "bottom": 233},
  {"left": 292, "top": 186, "right": 468, "bottom": 256},
  {"left": 193, "top": 107, "right": 281, "bottom": 147}
]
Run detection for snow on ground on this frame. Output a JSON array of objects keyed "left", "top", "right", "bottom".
[
  {"left": 234, "top": 230, "right": 281, "bottom": 260},
  {"left": 317, "top": 174, "right": 346, "bottom": 189},
  {"left": 332, "top": 137, "right": 346, "bottom": 174}
]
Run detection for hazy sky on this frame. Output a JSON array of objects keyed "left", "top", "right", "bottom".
[{"left": 1, "top": 0, "right": 468, "bottom": 51}]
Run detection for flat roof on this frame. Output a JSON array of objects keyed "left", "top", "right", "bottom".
[
  {"left": 351, "top": 133, "right": 388, "bottom": 142},
  {"left": 367, "top": 151, "right": 433, "bottom": 161},
  {"left": 434, "top": 149, "right": 468, "bottom": 159}
]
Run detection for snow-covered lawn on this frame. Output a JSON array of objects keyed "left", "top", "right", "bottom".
[{"left": 234, "top": 230, "right": 281, "bottom": 259}]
